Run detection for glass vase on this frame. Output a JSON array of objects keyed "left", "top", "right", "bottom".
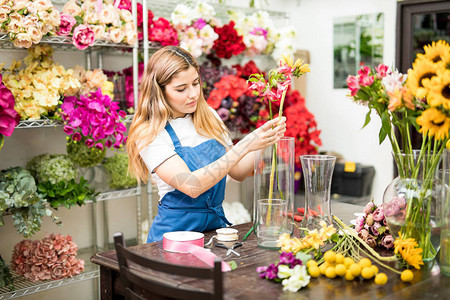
[
  {"left": 300, "top": 155, "right": 336, "bottom": 234},
  {"left": 383, "top": 151, "right": 443, "bottom": 261},
  {"left": 441, "top": 149, "right": 450, "bottom": 276},
  {"left": 253, "top": 137, "right": 295, "bottom": 248}
]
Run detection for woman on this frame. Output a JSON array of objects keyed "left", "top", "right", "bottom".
[{"left": 127, "top": 46, "right": 286, "bottom": 242}]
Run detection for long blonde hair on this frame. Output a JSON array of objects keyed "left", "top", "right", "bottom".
[{"left": 127, "top": 46, "right": 229, "bottom": 184}]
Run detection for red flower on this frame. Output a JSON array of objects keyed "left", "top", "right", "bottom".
[
  {"left": 149, "top": 18, "right": 179, "bottom": 46},
  {"left": 233, "top": 60, "right": 264, "bottom": 79},
  {"left": 212, "top": 21, "right": 246, "bottom": 59}
]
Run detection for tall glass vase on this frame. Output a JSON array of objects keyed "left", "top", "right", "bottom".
[
  {"left": 383, "top": 150, "right": 443, "bottom": 261},
  {"left": 254, "top": 137, "right": 295, "bottom": 248},
  {"left": 300, "top": 155, "right": 336, "bottom": 234}
]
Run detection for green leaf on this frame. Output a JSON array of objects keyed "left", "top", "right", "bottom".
[
  {"left": 330, "top": 233, "right": 340, "bottom": 243},
  {"left": 362, "top": 110, "right": 371, "bottom": 128},
  {"left": 228, "top": 261, "right": 237, "bottom": 270}
]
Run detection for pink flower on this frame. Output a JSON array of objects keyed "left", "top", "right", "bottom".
[
  {"left": 117, "top": 0, "right": 131, "bottom": 10},
  {"left": 381, "top": 235, "right": 394, "bottom": 249},
  {"left": 365, "top": 214, "right": 374, "bottom": 226},
  {"left": 193, "top": 18, "right": 207, "bottom": 29},
  {"left": 358, "top": 228, "right": 369, "bottom": 240},
  {"left": 355, "top": 215, "right": 365, "bottom": 232},
  {"left": 364, "top": 202, "right": 375, "bottom": 214},
  {"left": 365, "top": 236, "right": 377, "bottom": 248},
  {"left": 346, "top": 75, "right": 360, "bottom": 96},
  {"left": 370, "top": 222, "right": 382, "bottom": 236},
  {"left": 375, "top": 64, "right": 389, "bottom": 79},
  {"left": 72, "top": 25, "right": 95, "bottom": 50},
  {"left": 359, "top": 74, "right": 374, "bottom": 87},
  {"left": 0, "top": 75, "right": 21, "bottom": 137},
  {"left": 57, "top": 14, "right": 76, "bottom": 36},
  {"left": 372, "top": 207, "right": 385, "bottom": 222}
]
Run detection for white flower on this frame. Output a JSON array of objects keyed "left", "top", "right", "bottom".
[
  {"left": 120, "top": 9, "right": 133, "bottom": 23},
  {"left": 171, "top": 4, "right": 198, "bottom": 28},
  {"left": 34, "top": 0, "right": 52, "bottom": 12},
  {"left": 277, "top": 265, "right": 293, "bottom": 279},
  {"left": 222, "top": 201, "right": 251, "bottom": 225},
  {"left": 99, "top": 4, "right": 118, "bottom": 25},
  {"left": 281, "top": 265, "right": 310, "bottom": 292},
  {"left": 84, "top": 11, "right": 99, "bottom": 25},
  {"left": 92, "top": 24, "right": 106, "bottom": 40},
  {"left": 13, "top": 32, "right": 32, "bottom": 48},
  {"left": 109, "top": 27, "right": 125, "bottom": 44},
  {"left": 382, "top": 68, "right": 407, "bottom": 93},
  {"left": 28, "top": 27, "right": 43, "bottom": 43},
  {"left": 195, "top": 0, "right": 215, "bottom": 22},
  {"left": 63, "top": 1, "right": 82, "bottom": 17}
]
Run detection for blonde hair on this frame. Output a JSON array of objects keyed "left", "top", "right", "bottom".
[{"left": 127, "top": 46, "right": 229, "bottom": 184}]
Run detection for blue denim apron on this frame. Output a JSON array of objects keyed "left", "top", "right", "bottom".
[{"left": 147, "top": 123, "right": 232, "bottom": 243}]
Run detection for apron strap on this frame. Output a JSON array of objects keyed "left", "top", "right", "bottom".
[{"left": 164, "top": 123, "right": 182, "bottom": 150}]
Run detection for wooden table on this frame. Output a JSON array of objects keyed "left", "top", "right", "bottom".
[{"left": 91, "top": 203, "right": 450, "bottom": 300}]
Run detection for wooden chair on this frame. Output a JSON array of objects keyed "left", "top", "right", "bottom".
[{"left": 113, "top": 232, "right": 223, "bottom": 300}]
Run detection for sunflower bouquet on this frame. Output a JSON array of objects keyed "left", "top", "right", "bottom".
[{"left": 346, "top": 40, "right": 450, "bottom": 261}]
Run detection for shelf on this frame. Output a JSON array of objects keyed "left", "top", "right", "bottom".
[
  {"left": 15, "top": 115, "right": 134, "bottom": 129},
  {"left": 0, "top": 247, "right": 99, "bottom": 300},
  {"left": 0, "top": 34, "right": 135, "bottom": 51},
  {"left": 91, "top": 186, "right": 141, "bottom": 203}
]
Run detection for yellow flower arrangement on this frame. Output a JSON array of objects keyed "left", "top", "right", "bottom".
[
  {"left": 1, "top": 45, "right": 81, "bottom": 120},
  {"left": 394, "top": 232, "right": 424, "bottom": 270}
]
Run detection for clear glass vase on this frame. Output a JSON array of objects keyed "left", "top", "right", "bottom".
[
  {"left": 253, "top": 137, "right": 295, "bottom": 248},
  {"left": 383, "top": 151, "right": 443, "bottom": 261},
  {"left": 300, "top": 155, "right": 336, "bottom": 234}
]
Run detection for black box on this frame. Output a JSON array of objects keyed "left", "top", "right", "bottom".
[{"left": 331, "top": 163, "right": 375, "bottom": 197}]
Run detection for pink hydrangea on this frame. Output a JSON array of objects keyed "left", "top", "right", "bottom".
[
  {"left": 72, "top": 25, "right": 95, "bottom": 50},
  {"left": 11, "top": 234, "right": 84, "bottom": 282}
]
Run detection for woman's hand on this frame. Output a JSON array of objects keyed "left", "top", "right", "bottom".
[{"left": 237, "top": 117, "right": 287, "bottom": 154}]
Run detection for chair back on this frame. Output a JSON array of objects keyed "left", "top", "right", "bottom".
[{"left": 113, "top": 232, "right": 223, "bottom": 300}]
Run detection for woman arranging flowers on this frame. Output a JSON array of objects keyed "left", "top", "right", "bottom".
[
  {"left": 346, "top": 40, "right": 450, "bottom": 260},
  {"left": 126, "top": 46, "right": 286, "bottom": 242}
]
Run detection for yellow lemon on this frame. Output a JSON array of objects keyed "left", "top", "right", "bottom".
[
  {"left": 325, "top": 267, "right": 336, "bottom": 279},
  {"left": 324, "top": 251, "right": 336, "bottom": 264},
  {"left": 309, "top": 266, "right": 320, "bottom": 278},
  {"left": 307, "top": 260, "right": 318, "bottom": 269},
  {"left": 345, "top": 270, "right": 355, "bottom": 281},
  {"left": 361, "top": 267, "right": 374, "bottom": 279},
  {"left": 349, "top": 263, "right": 361, "bottom": 277},
  {"left": 335, "top": 264, "right": 347, "bottom": 277},
  {"left": 359, "top": 258, "right": 372, "bottom": 269},
  {"left": 371, "top": 265, "right": 379, "bottom": 274},
  {"left": 343, "top": 257, "right": 355, "bottom": 268},
  {"left": 374, "top": 273, "right": 388, "bottom": 285},
  {"left": 335, "top": 253, "right": 345, "bottom": 264},
  {"left": 401, "top": 269, "right": 414, "bottom": 282}
]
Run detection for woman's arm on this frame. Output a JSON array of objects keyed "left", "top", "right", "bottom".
[{"left": 155, "top": 117, "right": 286, "bottom": 198}]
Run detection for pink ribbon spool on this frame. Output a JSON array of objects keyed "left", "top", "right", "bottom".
[{"left": 163, "top": 231, "right": 231, "bottom": 272}]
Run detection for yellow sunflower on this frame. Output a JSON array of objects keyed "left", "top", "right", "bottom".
[
  {"left": 424, "top": 69, "right": 450, "bottom": 109},
  {"left": 407, "top": 57, "right": 438, "bottom": 98},
  {"left": 417, "top": 107, "right": 450, "bottom": 140},
  {"left": 417, "top": 40, "right": 450, "bottom": 64}
]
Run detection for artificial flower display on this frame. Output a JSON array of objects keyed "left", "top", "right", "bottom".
[
  {"left": 61, "top": 0, "right": 137, "bottom": 49},
  {"left": 354, "top": 201, "right": 394, "bottom": 249},
  {"left": 171, "top": 1, "right": 219, "bottom": 57},
  {"left": 0, "top": 0, "right": 60, "bottom": 48},
  {"left": 0, "top": 74, "right": 21, "bottom": 151},
  {"left": 61, "top": 89, "right": 127, "bottom": 167},
  {"left": 1, "top": 45, "right": 81, "bottom": 120},
  {"left": 11, "top": 234, "right": 85, "bottom": 282},
  {"left": 346, "top": 40, "right": 450, "bottom": 260}
]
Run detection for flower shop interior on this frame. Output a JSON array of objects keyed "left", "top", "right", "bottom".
[{"left": 1, "top": 0, "right": 449, "bottom": 299}]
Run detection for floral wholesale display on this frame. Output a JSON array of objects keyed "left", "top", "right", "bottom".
[
  {"left": 102, "top": 152, "right": 137, "bottom": 190},
  {"left": 61, "top": 0, "right": 137, "bottom": 49},
  {"left": 71, "top": 65, "right": 114, "bottom": 98},
  {"left": 346, "top": 40, "right": 450, "bottom": 260},
  {"left": 1, "top": 45, "right": 80, "bottom": 120},
  {"left": 211, "top": 21, "right": 246, "bottom": 59},
  {"left": 354, "top": 201, "right": 394, "bottom": 250},
  {"left": 171, "top": 1, "right": 219, "bottom": 57},
  {"left": 136, "top": 3, "right": 178, "bottom": 46},
  {"left": 0, "top": 0, "right": 60, "bottom": 48},
  {"left": 0, "top": 74, "right": 20, "bottom": 151},
  {"left": 0, "top": 167, "right": 56, "bottom": 238},
  {"left": 61, "top": 89, "right": 127, "bottom": 167},
  {"left": 11, "top": 234, "right": 84, "bottom": 282}
]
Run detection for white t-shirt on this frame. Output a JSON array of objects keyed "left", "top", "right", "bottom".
[{"left": 139, "top": 109, "right": 231, "bottom": 201}]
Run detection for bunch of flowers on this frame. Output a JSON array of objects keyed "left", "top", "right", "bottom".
[
  {"left": 346, "top": 40, "right": 450, "bottom": 259},
  {"left": 212, "top": 21, "right": 245, "bottom": 59},
  {"left": 11, "top": 234, "right": 85, "bottom": 282},
  {"left": 171, "top": 1, "right": 219, "bottom": 57},
  {"left": 256, "top": 251, "right": 310, "bottom": 292},
  {"left": 26, "top": 153, "right": 77, "bottom": 185},
  {"left": 1, "top": 45, "right": 80, "bottom": 120},
  {"left": 61, "top": 0, "right": 137, "bottom": 49},
  {"left": 0, "top": 0, "right": 60, "bottom": 48},
  {"left": 71, "top": 65, "right": 114, "bottom": 99},
  {"left": 354, "top": 201, "right": 394, "bottom": 249},
  {"left": 228, "top": 10, "right": 272, "bottom": 57},
  {"left": 61, "top": 89, "right": 127, "bottom": 150},
  {"left": 0, "top": 74, "right": 21, "bottom": 151}
]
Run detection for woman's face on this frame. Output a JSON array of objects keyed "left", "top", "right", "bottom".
[{"left": 164, "top": 65, "right": 201, "bottom": 118}]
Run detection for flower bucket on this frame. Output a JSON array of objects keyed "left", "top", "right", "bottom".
[{"left": 253, "top": 137, "right": 295, "bottom": 248}]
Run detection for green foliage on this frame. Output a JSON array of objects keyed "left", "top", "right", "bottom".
[
  {"left": 26, "top": 153, "right": 77, "bottom": 184},
  {"left": 102, "top": 153, "right": 137, "bottom": 189},
  {"left": 67, "top": 140, "right": 106, "bottom": 167},
  {"left": 38, "top": 177, "right": 97, "bottom": 209},
  {"left": 0, "top": 254, "right": 13, "bottom": 290},
  {"left": 0, "top": 167, "right": 52, "bottom": 237}
]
